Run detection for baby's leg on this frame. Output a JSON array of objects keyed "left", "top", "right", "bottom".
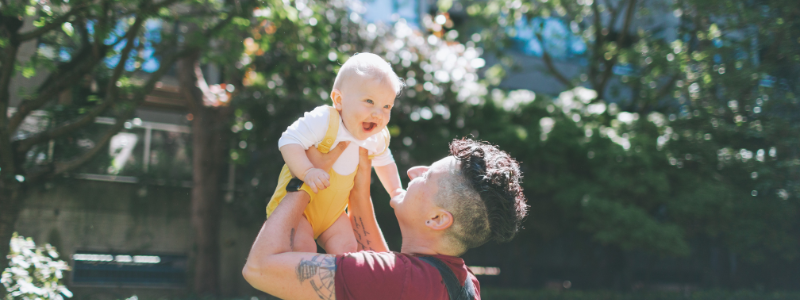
[
  {"left": 316, "top": 212, "right": 357, "bottom": 254},
  {"left": 292, "top": 216, "right": 318, "bottom": 253}
]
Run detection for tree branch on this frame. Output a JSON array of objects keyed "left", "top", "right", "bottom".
[
  {"left": 603, "top": 0, "right": 619, "bottom": 20},
  {"left": 653, "top": 73, "right": 680, "bottom": 101},
  {"left": 536, "top": 33, "right": 575, "bottom": 89},
  {"left": 26, "top": 48, "right": 188, "bottom": 182},
  {"left": 597, "top": 0, "right": 637, "bottom": 96},
  {"left": 206, "top": 14, "right": 236, "bottom": 37},
  {"left": 0, "top": 15, "right": 25, "bottom": 175},
  {"left": 17, "top": 5, "right": 87, "bottom": 41},
  {"left": 15, "top": 100, "right": 114, "bottom": 154},
  {"left": 75, "top": 17, "right": 91, "bottom": 49},
  {"left": 93, "top": 0, "right": 111, "bottom": 59},
  {"left": 0, "top": 15, "right": 23, "bottom": 109},
  {"left": 589, "top": 0, "right": 604, "bottom": 88},
  {"left": 7, "top": 46, "right": 104, "bottom": 132},
  {"left": 105, "top": 15, "right": 146, "bottom": 104},
  {"left": 18, "top": 17, "right": 146, "bottom": 154}
]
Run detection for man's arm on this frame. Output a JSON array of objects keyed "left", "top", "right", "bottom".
[
  {"left": 242, "top": 192, "right": 338, "bottom": 299},
  {"left": 242, "top": 143, "right": 350, "bottom": 299},
  {"left": 348, "top": 148, "right": 390, "bottom": 252}
]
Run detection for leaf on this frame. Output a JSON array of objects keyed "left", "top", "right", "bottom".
[
  {"left": 22, "top": 66, "right": 36, "bottom": 78},
  {"left": 438, "top": 0, "right": 453, "bottom": 12},
  {"left": 62, "top": 22, "right": 74, "bottom": 36}
]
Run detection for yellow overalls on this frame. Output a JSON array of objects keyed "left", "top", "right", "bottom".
[{"left": 266, "top": 106, "right": 390, "bottom": 238}]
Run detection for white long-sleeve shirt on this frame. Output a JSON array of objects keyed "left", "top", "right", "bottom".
[{"left": 278, "top": 105, "right": 394, "bottom": 175}]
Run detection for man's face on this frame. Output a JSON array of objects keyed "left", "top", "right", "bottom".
[
  {"left": 333, "top": 77, "right": 396, "bottom": 140},
  {"left": 391, "top": 156, "right": 457, "bottom": 228}
]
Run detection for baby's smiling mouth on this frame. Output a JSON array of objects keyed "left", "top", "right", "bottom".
[{"left": 362, "top": 122, "right": 377, "bottom": 132}]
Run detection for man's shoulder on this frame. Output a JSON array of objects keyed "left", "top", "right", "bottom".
[{"left": 335, "top": 251, "right": 479, "bottom": 300}]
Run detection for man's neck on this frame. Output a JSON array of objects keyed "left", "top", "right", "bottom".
[{"left": 399, "top": 233, "right": 455, "bottom": 257}]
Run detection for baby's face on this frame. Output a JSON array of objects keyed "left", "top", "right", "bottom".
[{"left": 333, "top": 77, "right": 396, "bottom": 140}]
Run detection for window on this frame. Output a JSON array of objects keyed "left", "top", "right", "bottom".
[
  {"left": 359, "top": 0, "right": 420, "bottom": 27},
  {"left": 512, "top": 17, "right": 586, "bottom": 59},
  {"left": 71, "top": 252, "right": 187, "bottom": 287},
  {"left": 74, "top": 117, "right": 193, "bottom": 182}
]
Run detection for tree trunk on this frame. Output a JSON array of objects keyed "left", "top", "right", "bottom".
[
  {"left": 178, "top": 50, "right": 232, "bottom": 296},
  {"left": 0, "top": 180, "right": 23, "bottom": 298},
  {"left": 190, "top": 106, "right": 230, "bottom": 296}
]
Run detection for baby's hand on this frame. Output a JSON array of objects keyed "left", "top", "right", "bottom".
[
  {"left": 302, "top": 168, "right": 330, "bottom": 193},
  {"left": 391, "top": 188, "right": 406, "bottom": 199}
]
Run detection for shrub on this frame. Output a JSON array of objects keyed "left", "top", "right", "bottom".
[{"left": 2, "top": 233, "right": 72, "bottom": 300}]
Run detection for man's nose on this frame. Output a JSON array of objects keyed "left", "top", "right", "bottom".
[{"left": 407, "top": 166, "right": 428, "bottom": 179}]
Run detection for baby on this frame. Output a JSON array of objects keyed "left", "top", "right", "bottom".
[{"left": 266, "top": 53, "right": 404, "bottom": 254}]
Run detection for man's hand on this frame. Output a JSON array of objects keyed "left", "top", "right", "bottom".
[{"left": 307, "top": 141, "right": 349, "bottom": 172}]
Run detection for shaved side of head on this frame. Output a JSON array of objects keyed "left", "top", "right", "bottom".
[{"left": 434, "top": 139, "right": 529, "bottom": 255}]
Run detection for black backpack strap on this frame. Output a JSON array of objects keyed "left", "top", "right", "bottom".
[{"left": 418, "top": 256, "right": 477, "bottom": 300}]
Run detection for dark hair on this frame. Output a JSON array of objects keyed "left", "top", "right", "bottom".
[{"left": 449, "top": 138, "right": 528, "bottom": 245}]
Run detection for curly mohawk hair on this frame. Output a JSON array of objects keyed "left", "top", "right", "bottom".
[{"left": 449, "top": 138, "right": 528, "bottom": 244}]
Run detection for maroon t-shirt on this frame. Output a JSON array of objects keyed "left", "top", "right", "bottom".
[{"left": 334, "top": 251, "right": 481, "bottom": 300}]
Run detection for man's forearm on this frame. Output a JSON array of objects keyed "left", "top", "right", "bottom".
[
  {"left": 348, "top": 196, "right": 389, "bottom": 252},
  {"left": 348, "top": 148, "right": 389, "bottom": 252},
  {"left": 244, "top": 192, "right": 310, "bottom": 267}
]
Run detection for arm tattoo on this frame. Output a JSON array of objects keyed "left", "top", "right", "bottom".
[
  {"left": 352, "top": 217, "right": 374, "bottom": 251},
  {"left": 296, "top": 254, "right": 337, "bottom": 300},
  {"left": 290, "top": 228, "right": 296, "bottom": 250}
]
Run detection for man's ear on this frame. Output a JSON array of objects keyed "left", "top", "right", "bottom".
[
  {"left": 425, "top": 209, "right": 454, "bottom": 231},
  {"left": 331, "top": 89, "right": 343, "bottom": 110}
]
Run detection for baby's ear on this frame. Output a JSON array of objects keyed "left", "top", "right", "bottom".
[{"left": 331, "top": 89, "right": 343, "bottom": 110}]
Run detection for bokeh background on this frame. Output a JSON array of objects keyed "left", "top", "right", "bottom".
[{"left": 1, "top": 0, "right": 799, "bottom": 299}]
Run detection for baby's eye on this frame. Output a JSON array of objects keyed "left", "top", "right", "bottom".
[
  {"left": 365, "top": 99, "right": 374, "bottom": 104},
  {"left": 384, "top": 105, "right": 391, "bottom": 109}
]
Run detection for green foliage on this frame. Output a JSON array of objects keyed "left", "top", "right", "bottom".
[
  {"left": 1, "top": 233, "right": 71, "bottom": 300},
  {"left": 445, "top": 0, "right": 800, "bottom": 268}
]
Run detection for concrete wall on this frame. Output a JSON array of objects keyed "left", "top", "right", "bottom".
[{"left": 14, "top": 179, "right": 264, "bottom": 299}]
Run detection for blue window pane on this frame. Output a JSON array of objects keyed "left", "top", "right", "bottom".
[
  {"left": 360, "top": 0, "right": 419, "bottom": 27},
  {"left": 59, "top": 48, "right": 71, "bottom": 61},
  {"left": 143, "top": 59, "right": 160, "bottom": 72},
  {"left": 103, "top": 18, "right": 162, "bottom": 73},
  {"left": 514, "top": 17, "right": 586, "bottom": 59}
]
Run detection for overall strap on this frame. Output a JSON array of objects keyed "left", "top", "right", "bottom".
[
  {"left": 417, "top": 256, "right": 477, "bottom": 300},
  {"left": 316, "top": 106, "right": 340, "bottom": 154}
]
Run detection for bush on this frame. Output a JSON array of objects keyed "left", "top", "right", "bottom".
[{"left": 2, "top": 233, "right": 72, "bottom": 300}]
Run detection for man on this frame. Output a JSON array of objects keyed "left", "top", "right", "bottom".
[{"left": 243, "top": 138, "right": 528, "bottom": 299}]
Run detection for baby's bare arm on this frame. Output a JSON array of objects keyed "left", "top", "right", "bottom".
[
  {"left": 280, "top": 144, "right": 329, "bottom": 193},
  {"left": 280, "top": 144, "right": 315, "bottom": 178},
  {"left": 374, "top": 162, "right": 403, "bottom": 198}
]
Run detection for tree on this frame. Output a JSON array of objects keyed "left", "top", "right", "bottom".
[
  {"left": 447, "top": 0, "right": 800, "bottom": 289},
  {"left": 0, "top": 1, "right": 253, "bottom": 297},
  {"left": 0, "top": 2, "right": 188, "bottom": 296}
]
